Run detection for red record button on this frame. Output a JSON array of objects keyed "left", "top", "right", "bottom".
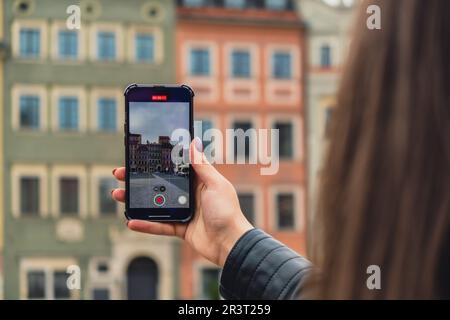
[{"left": 153, "top": 194, "right": 166, "bottom": 207}]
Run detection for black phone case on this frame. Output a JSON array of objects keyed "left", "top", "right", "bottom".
[{"left": 123, "top": 84, "right": 195, "bottom": 223}]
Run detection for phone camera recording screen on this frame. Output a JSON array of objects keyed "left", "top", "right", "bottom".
[{"left": 129, "top": 101, "right": 189, "bottom": 209}]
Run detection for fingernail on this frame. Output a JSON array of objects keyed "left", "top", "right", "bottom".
[
  {"left": 112, "top": 168, "right": 117, "bottom": 175},
  {"left": 110, "top": 189, "right": 115, "bottom": 196},
  {"left": 194, "top": 137, "right": 203, "bottom": 152}
]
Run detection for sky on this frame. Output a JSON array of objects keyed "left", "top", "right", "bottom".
[{"left": 129, "top": 102, "right": 189, "bottom": 143}]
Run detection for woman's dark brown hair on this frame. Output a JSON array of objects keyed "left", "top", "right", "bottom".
[{"left": 312, "top": 0, "right": 450, "bottom": 299}]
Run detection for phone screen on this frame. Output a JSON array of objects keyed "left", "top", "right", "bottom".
[{"left": 128, "top": 100, "right": 190, "bottom": 210}]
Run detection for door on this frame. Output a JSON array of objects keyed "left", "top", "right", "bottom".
[{"left": 127, "top": 256, "right": 159, "bottom": 300}]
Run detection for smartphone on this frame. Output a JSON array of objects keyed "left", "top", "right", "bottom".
[{"left": 124, "top": 84, "right": 194, "bottom": 222}]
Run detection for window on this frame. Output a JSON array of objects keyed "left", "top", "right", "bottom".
[
  {"left": 141, "top": 2, "right": 163, "bottom": 21},
  {"left": 190, "top": 49, "right": 210, "bottom": 76},
  {"left": 13, "top": 21, "right": 48, "bottom": 59},
  {"left": 12, "top": 85, "right": 47, "bottom": 131},
  {"left": 231, "top": 50, "right": 251, "bottom": 78},
  {"left": 135, "top": 33, "right": 155, "bottom": 62},
  {"left": 265, "top": 0, "right": 287, "bottom": 10},
  {"left": 27, "top": 271, "right": 45, "bottom": 299},
  {"left": 199, "top": 268, "right": 220, "bottom": 300},
  {"left": 19, "top": 95, "right": 40, "bottom": 129},
  {"left": 99, "top": 178, "right": 117, "bottom": 215},
  {"left": 320, "top": 45, "right": 332, "bottom": 68},
  {"left": 91, "top": 24, "right": 123, "bottom": 62},
  {"left": 52, "top": 166, "right": 86, "bottom": 218},
  {"left": 273, "top": 52, "right": 292, "bottom": 79},
  {"left": 98, "top": 98, "right": 117, "bottom": 132},
  {"left": 89, "top": 257, "right": 111, "bottom": 283},
  {"left": 53, "top": 271, "right": 70, "bottom": 299},
  {"left": 233, "top": 121, "right": 253, "bottom": 160},
  {"left": 19, "top": 28, "right": 40, "bottom": 58},
  {"left": 58, "top": 30, "right": 78, "bottom": 59},
  {"left": 325, "top": 107, "right": 334, "bottom": 138},
  {"left": 52, "top": 88, "right": 86, "bottom": 133},
  {"left": 184, "top": 0, "right": 204, "bottom": 7},
  {"left": 58, "top": 97, "right": 79, "bottom": 130},
  {"left": 225, "top": 0, "right": 245, "bottom": 8},
  {"left": 97, "top": 262, "right": 109, "bottom": 273},
  {"left": 90, "top": 89, "right": 120, "bottom": 132},
  {"left": 276, "top": 193, "right": 295, "bottom": 230},
  {"left": 274, "top": 121, "right": 293, "bottom": 159},
  {"left": 14, "top": 0, "right": 33, "bottom": 15},
  {"left": 98, "top": 31, "right": 116, "bottom": 61},
  {"left": 26, "top": 268, "right": 73, "bottom": 300},
  {"left": 20, "top": 177, "right": 40, "bottom": 216},
  {"left": 59, "top": 177, "right": 79, "bottom": 215},
  {"left": 51, "top": 22, "right": 86, "bottom": 61},
  {"left": 92, "top": 288, "right": 110, "bottom": 300},
  {"left": 128, "top": 27, "right": 162, "bottom": 64},
  {"left": 13, "top": 165, "right": 48, "bottom": 218},
  {"left": 196, "top": 119, "right": 213, "bottom": 148},
  {"left": 238, "top": 193, "right": 255, "bottom": 225}
]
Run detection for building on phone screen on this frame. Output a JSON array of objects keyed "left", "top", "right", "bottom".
[
  {"left": 1, "top": 0, "right": 180, "bottom": 300},
  {"left": 129, "top": 135, "right": 175, "bottom": 174},
  {"left": 176, "top": 0, "right": 307, "bottom": 299}
]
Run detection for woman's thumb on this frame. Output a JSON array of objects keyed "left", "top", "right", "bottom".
[{"left": 190, "top": 137, "right": 221, "bottom": 187}]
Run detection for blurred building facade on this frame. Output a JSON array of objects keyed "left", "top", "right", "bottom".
[
  {"left": 297, "top": 0, "right": 355, "bottom": 254},
  {"left": 176, "top": 0, "right": 306, "bottom": 299},
  {"left": 2, "top": 0, "right": 179, "bottom": 299},
  {"left": 0, "top": 0, "right": 355, "bottom": 300},
  {"left": 0, "top": 0, "right": 5, "bottom": 300}
]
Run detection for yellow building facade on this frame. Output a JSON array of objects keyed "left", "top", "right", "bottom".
[{"left": 0, "top": 0, "right": 5, "bottom": 300}]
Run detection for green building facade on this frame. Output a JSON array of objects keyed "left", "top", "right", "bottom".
[{"left": 2, "top": 0, "right": 179, "bottom": 299}]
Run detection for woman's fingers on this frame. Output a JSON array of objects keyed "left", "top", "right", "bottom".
[
  {"left": 112, "top": 166, "right": 189, "bottom": 239},
  {"left": 190, "top": 138, "right": 223, "bottom": 188},
  {"left": 113, "top": 167, "right": 126, "bottom": 181},
  {"left": 111, "top": 188, "right": 125, "bottom": 202},
  {"left": 127, "top": 220, "right": 186, "bottom": 238},
  {"left": 111, "top": 167, "right": 188, "bottom": 239}
]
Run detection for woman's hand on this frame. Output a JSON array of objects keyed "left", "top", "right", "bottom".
[{"left": 111, "top": 138, "right": 253, "bottom": 267}]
